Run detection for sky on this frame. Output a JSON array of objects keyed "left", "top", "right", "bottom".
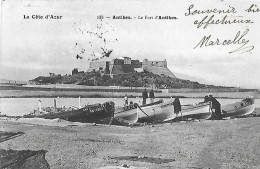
[{"left": 1, "top": 0, "right": 260, "bottom": 89}]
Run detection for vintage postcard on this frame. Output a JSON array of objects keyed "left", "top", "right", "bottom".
[{"left": 1, "top": 0, "right": 260, "bottom": 168}]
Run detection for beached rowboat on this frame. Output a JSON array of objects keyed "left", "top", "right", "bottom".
[
  {"left": 173, "top": 102, "right": 212, "bottom": 121},
  {"left": 23, "top": 101, "right": 115, "bottom": 124},
  {"left": 115, "top": 100, "right": 212, "bottom": 123},
  {"left": 221, "top": 98, "right": 255, "bottom": 118},
  {"left": 137, "top": 100, "right": 176, "bottom": 123},
  {"left": 114, "top": 100, "right": 163, "bottom": 123}
]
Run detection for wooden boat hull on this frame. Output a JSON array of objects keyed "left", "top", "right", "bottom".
[
  {"left": 114, "top": 107, "right": 139, "bottom": 123},
  {"left": 253, "top": 108, "right": 260, "bottom": 117},
  {"left": 114, "top": 100, "right": 163, "bottom": 124},
  {"left": 221, "top": 98, "right": 255, "bottom": 118},
  {"left": 24, "top": 101, "right": 115, "bottom": 124},
  {"left": 138, "top": 101, "right": 176, "bottom": 123},
  {"left": 174, "top": 102, "right": 212, "bottom": 120}
]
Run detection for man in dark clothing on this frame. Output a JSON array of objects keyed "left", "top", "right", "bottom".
[
  {"left": 173, "top": 97, "right": 181, "bottom": 114},
  {"left": 142, "top": 88, "right": 148, "bottom": 105},
  {"left": 149, "top": 89, "right": 155, "bottom": 103},
  {"left": 204, "top": 95, "right": 210, "bottom": 103},
  {"left": 209, "top": 95, "right": 222, "bottom": 120}
]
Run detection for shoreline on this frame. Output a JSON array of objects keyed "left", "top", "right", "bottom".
[
  {"left": 0, "top": 90, "right": 258, "bottom": 99},
  {"left": 0, "top": 85, "right": 259, "bottom": 99}
]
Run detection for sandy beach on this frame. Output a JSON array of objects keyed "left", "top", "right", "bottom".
[{"left": 1, "top": 116, "right": 260, "bottom": 169}]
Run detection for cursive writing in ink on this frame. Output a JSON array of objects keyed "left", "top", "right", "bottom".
[{"left": 194, "top": 29, "right": 254, "bottom": 54}]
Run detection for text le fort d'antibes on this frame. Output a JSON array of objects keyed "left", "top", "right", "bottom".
[{"left": 112, "top": 15, "right": 177, "bottom": 20}]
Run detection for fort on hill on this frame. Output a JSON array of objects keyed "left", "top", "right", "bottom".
[
  {"left": 87, "top": 57, "right": 176, "bottom": 78},
  {"left": 25, "top": 57, "right": 258, "bottom": 93}
]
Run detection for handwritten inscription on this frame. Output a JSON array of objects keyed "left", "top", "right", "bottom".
[
  {"left": 194, "top": 29, "right": 254, "bottom": 54},
  {"left": 185, "top": 5, "right": 253, "bottom": 29},
  {"left": 185, "top": 4, "right": 237, "bottom": 16},
  {"left": 185, "top": 4, "right": 258, "bottom": 54},
  {"left": 245, "top": 4, "right": 260, "bottom": 13},
  {"left": 194, "top": 15, "right": 253, "bottom": 29}
]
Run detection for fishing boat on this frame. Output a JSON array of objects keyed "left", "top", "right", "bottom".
[
  {"left": 137, "top": 100, "right": 176, "bottom": 123},
  {"left": 23, "top": 101, "right": 115, "bottom": 124},
  {"left": 173, "top": 102, "right": 212, "bottom": 121},
  {"left": 221, "top": 98, "right": 255, "bottom": 118},
  {"left": 114, "top": 100, "right": 163, "bottom": 123}
]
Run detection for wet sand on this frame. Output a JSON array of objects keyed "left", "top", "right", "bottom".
[{"left": 0, "top": 117, "right": 260, "bottom": 169}]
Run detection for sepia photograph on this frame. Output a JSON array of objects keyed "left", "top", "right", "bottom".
[{"left": 1, "top": 0, "right": 260, "bottom": 168}]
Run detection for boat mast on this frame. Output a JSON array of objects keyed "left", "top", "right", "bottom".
[
  {"left": 38, "top": 100, "right": 42, "bottom": 112},
  {"left": 78, "top": 96, "right": 81, "bottom": 109},
  {"left": 54, "top": 99, "right": 57, "bottom": 111}
]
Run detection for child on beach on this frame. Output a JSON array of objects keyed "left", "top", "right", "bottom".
[{"left": 124, "top": 94, "right": 128, "bottom": 106}]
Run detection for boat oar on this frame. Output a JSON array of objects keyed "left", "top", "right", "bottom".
[
  {"left": 109, "top": 112, "right": 114, "bottom": 126},
  {"left": 137, "top": 105, "right": 160, "bottom": 123},
  {"left": 182, "top": 104, "right": 193, "bottom": 107}
]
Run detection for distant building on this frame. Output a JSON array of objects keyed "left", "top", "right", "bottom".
[
  {"left": 49, "top": 73, "right": 55, "bottom": 77},
  {"left": 72, "top": 68, "right": 79, "bottom": 75},
  {"left": 142, "top": 59, "right": 175, "bottom": 78},
  {"left": 87, "top": 57, "right": 176, "bottom": 78}
]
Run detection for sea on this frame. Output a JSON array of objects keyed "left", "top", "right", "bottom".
[{"left": 1, "top": 97, "right": 260, "bottom": 116}]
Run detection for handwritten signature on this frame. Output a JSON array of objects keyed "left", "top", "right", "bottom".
[{"left": 194, "top": 29, "right": 254, "bottom": 54}]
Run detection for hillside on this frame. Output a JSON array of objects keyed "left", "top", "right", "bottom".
[{"left": 30, "top": 71, "right": 233, "bottom": 90}]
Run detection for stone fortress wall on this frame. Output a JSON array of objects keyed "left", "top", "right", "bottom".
[
  {"left": 87, "top": 57, "right": 175, "bottom": 78},
  {"left": 142, "top": 59, "right": 167, "bottom": 67},
  {"left": 87, "top": 61, "right": 109, "bottom": 73},
  {"left": 142, "top": 59, "right": 175, "bottom": 78}
]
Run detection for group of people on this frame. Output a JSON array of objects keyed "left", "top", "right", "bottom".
[
  {"left": 142, "top": 88, "right": 155, "bottom": 105},
  {"left": 124, "top": 88, "right": 155, "bottom": 106},
  {"left": 173, "top": 94, "right": 222, "bottom": 120},
  {"left": 124, "top": 89, "right": 222, "bottom": 120}
]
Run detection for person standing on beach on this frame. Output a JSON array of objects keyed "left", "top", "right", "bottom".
[
  {"left": 142, "top": 88, "right": 148, "bottom": 105},
  {"left": 209, "top": 95, "right": 222, "bottom": 120},
  {"left": 173, "top": 97, "right": 181, "bottom": 114},
  {"left": 124, "top": 94, "right": 128, "bottom": 106},
  {"left": 149, "top": 89, "right": 155, "bottom": 103}
]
